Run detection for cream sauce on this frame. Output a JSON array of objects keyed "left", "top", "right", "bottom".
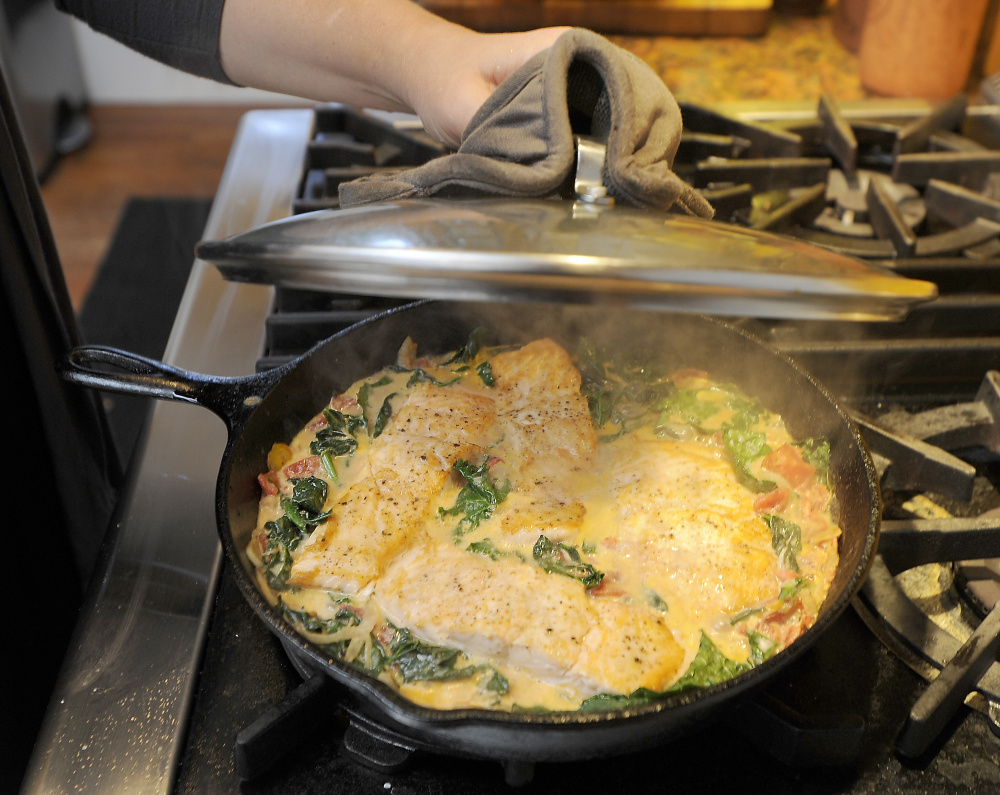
[{"left": 250, "top": 337, "right": 841, "bottom": 712}]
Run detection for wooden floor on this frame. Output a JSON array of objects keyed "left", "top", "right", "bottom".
[{"left": 39, "top": 105, "right": 260, "bottom": 312}]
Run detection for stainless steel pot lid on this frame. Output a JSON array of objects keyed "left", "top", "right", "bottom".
[{"left": 195, "top": 197, "right": 938, "bottom": 321}]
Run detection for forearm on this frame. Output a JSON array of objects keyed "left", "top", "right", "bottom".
[{"left": 219, "top": 0, "right": 464, "bottom": 112}]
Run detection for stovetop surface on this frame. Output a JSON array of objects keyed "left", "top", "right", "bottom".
[{"left": 175, "top": 566, "right": 1000, "bottom": 794}]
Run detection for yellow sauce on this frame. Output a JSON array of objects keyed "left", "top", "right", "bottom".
[{"left": 250, "top": 336, "right": 841, "bottom": 711}]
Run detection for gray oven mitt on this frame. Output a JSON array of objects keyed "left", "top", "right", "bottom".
[{"left": 338, "top": 28, "right": 712, "bottom": 217}]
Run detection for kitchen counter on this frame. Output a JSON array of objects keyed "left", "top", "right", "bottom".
[{"left": 612, "top": 8, "right": 865, "bottom": 104}]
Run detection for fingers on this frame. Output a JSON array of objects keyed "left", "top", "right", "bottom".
[
  {"left": 482, "top": 27, "right": 571, "bottom": 89},
  {"left": 414, "top": 26, "right": 570, "bottom": 148}
]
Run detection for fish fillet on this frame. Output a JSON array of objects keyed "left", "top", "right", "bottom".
[
  {"left": 289, "top": 383, "right": 497, "bottom": 592},
  {"left": 378, "top": 542, "right": 684, "bottom": 697},
  {"left": 490, "top": 339, "right": 598, "bottom": 492}
]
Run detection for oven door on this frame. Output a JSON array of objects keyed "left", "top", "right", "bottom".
[{"left": 19, "top": 108, "right": 313, "bottom": 795}]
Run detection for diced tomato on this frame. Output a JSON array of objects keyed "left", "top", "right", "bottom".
[
  {"left": 588, "top": 572, "right": 626, "bottom": 599},
  {"left": 758, "top": 598, "right": 813, "bottom": 648},
  {"left": 330, "top": 394, "right": 359, "bottom": 411},
  {"left": 285, "top": 456, "right": 321, "bottom": 478},
  {"left": 761, "top": 444, "right": 816, "bottom": 490},
  {"left": 799, "top": 481, "right": 831, "bottom": 518},
  {"left": 754, "top": 487, "right": 790, "bottom": 514},
  {"left": 588, "top": 584, "right": 628, "bottom": 599},
  {"left": 257, "top": 472, "right": 279, "bottom": 496}
]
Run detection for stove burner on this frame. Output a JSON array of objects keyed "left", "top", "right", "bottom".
[
  {"left": 814, "top": 169, "right": 925, "bottom": 238},
  {"left": 849, "top": 370, "right": 1000, "bottom": 759},
  {"left": 679, "top": 94, "right": 1000, "bottom": 263},
  {"left": 957, "top": 551, "right": 1000, "bottom": 617}
]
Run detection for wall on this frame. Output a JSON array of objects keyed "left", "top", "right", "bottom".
[{"left": 69, "top": 19, "right": 308, "bottom": 105}]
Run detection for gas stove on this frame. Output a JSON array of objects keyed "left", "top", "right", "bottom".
[{"left": 22, "top": 96, "right": 1000, "bottom": 794}]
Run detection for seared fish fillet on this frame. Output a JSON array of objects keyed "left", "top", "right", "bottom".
[
  {"left": 289, "top": 384, "right": 497, "bottom": 593},
  {"left": 490, "top": 339, "right": 598, "bottom": 492},
  {"left": 603, "top": 438, "right": 782, "bottom": 651},
  {"left": 378, "top": 542, "right": 684, "bottom": 697}
]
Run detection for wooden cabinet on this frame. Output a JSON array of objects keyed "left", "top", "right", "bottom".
[{"left": 417, "top": 0, "right": 773, "bottom": 36}]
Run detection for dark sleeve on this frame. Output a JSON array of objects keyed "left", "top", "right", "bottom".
[{"left": 55, "top": 0, "right": 237, "bottom": 85}]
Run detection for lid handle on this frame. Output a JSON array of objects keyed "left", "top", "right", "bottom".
[{"left": 573, "top": 136, "right": 614, "bottom": 206}]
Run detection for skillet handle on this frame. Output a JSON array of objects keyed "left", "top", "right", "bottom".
[{"left": 60, "top": 345, "right": 271, "bottom": 427}]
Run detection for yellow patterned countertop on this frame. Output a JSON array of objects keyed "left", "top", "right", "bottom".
[{"left": 610, "top": 8, "right": 867, "bottom": 105}]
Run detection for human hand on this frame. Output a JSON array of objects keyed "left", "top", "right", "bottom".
[
  {"left": 220, "top": 0, "right": 568, "bottom": 150},
  {"left": 405, "top": 25, "right": 571, "bottom": 149}
]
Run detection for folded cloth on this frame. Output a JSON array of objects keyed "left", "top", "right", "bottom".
[{"left": 338, "top": 28, "right": 712, "bottom": 217}]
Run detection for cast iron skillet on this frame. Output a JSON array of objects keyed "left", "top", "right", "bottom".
[{"left": 62, "top": 300, "right": 881, "bottom": 763}]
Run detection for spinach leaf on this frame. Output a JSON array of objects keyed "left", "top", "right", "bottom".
[
  {"left": 406, "top": 369, "right": 460, "bottom": 388},
  {"left": 280, "top": 477, "right": 332, "bottom": 533},
  {"left": 439, "top": 458, "right": 511, "bottom": 539},
  {"left": 765, "top": 514, "right": 802, "bottom": 572},
  {"left": 476, "top": 361, "right": 495, "bottom": 387},
  {"left": 721, "top": 424, "right": 776, "bottom": 493},
  {"left": 325, "top": 406, "right": 365, "bottom": 436},
  {"left": 667, "top": 633, "right": 754, "bottom": 694},
  {"left": 643, "top": 587, "right": 669, "bottom": 612},
  {"left": 578, "top": 688, "right": 665, "bottom": 712},
  {"left": 477, "top": 667, "right": 510, "bottom": 694},
  {"left": 318, "top": 451, "right": 340, "bottom": 483},
  {"left": 266, "top": 514, "right": 308, "bottom": 551},
  {"left": 372, "top": 393, "right": 396, "bottom": 438},
  {"left": 577, "top": 339, "right": 616, "bottom": 429},
  {"left": 384, "top": 626, "right": 508, "bottom": 693},
  {"left": 467, "top": 538, "right": 506, "bottom": 560},
  {"left": 261, "top": 535, "right": 294, "bottom": 590},
  {"left": 278, "top": 600, "right": 362, "bottom": 635},
  {"left": 532, "top": 535, "right": 604, "bottom": 589},
  {"left": 578, "top": 338, "right": 674, "bottom": 433},
  {"left": 311, "top": 408, "right": 360, "bottom": 458},
  {"left": 779, "top": 576, "right": 810, "bottom": 601},
  {"left": 655, "top": 388, "right": 720, "bottom": 427},
  {"left": 796, "top": 436, "right": 831, "bottom": 485},
  {"left": 356, "top": 375, "right": 391, "bottom": 436},
  {"left": 444, "top": 327, "right": 491, "bottom": 365},
  {"left": 262, "top": 477, "right": 332, "bottom": 590},
  {"left": 288, "top": 476, "right": 330, "bottom": 518}
]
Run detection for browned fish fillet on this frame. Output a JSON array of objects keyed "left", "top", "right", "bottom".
[
  {"left": 378, "top": 542, "right": 685, "bottom": 697},
  {"left": 289, "top": 383, "right": 497, "bottom": 592},
  {"left": 490, "top": 338, "right": 598, "bottom": 493}
]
